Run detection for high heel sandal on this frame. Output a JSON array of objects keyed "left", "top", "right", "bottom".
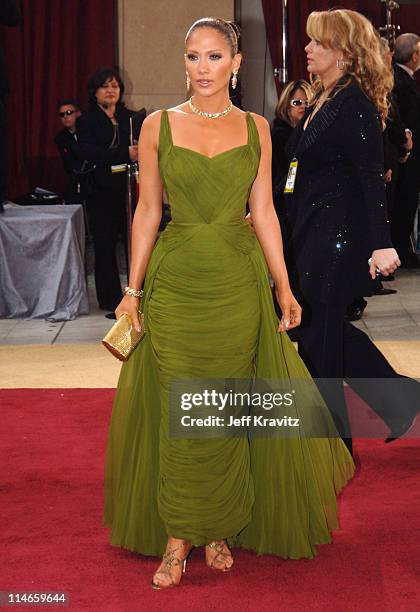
[
  {"left": 151, "top": 540, "right": 192, "bottom": 590},
  {"left": 206, "top": 540, "right": 234, "bottom": 572}
]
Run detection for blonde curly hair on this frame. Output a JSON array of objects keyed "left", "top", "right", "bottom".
[{"left": 306, "top": 9, "right": 393, "bottom": 127}]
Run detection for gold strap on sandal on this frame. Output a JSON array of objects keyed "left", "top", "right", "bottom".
[
  {"left": 207, "top": 540, "right": 233, "bottom": 571},
  {"left": 151, "top": 542, "right": 190, "bottom": 589}
]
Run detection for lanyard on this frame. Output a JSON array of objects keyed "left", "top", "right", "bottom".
[{"left": 284, "top": 158, "right": 298, "bottom": 194}]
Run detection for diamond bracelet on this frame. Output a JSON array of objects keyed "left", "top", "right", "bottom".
[{"left": 124, "top": 286, "right": 144, "bottom": 299}]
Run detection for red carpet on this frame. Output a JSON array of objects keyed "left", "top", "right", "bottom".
[{"left": 0, "top": 389, "right": 419, "bottom": 611}]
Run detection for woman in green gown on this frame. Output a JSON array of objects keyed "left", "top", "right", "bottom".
[{"left": 104, "top": 17, "right": 355, "bottom": 589}]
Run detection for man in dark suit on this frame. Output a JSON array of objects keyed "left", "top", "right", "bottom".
[
  {"left": 391, "top": 33, "right": 420, "bottom": 267},
  {"left": 0, "top": 0, "right": 21, "bottom": 209},
  {"left": 54, "top": 99, "right": 86, "bottom": 202}
]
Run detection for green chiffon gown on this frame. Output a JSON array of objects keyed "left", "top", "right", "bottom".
[{"left": 104, "top": 110, "right": 355, "bottom": 559}]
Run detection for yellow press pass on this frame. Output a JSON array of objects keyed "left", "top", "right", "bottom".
[{"left": 284, "top": 159, "right": 298, "bottom": 193}]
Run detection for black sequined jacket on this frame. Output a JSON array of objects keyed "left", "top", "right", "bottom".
[{"left": 285, "top": 81, "right": 393, "bottom": 305}]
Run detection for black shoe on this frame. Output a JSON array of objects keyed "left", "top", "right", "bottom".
[
  {"left": 384, "top": 413, "right": 419, "bottom": 443},
  {"left": 381, "top": 273, "right": 395, "bottom": 282},
  {"left": 345, "top": 307, "right": 364, "bottom": 321},
  {"left": 345, "top": 298, "right": 367, "bottom": 321},
  {"left": 373, "top": 286, "right": 397, "bottom": 296},
  {"left": 104, "top": 312, "right": 116, "bottom": 320}
]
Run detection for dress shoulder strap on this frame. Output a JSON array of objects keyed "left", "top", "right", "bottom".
[
  {"left": 158, "top": 110, "right": 173, "bottom": 154},
  {"left": 246, "top": 112, "right": 261, "bottom": 155}
]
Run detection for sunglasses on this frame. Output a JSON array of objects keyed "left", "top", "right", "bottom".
[
  {"left": 59, "top": 109, "right": 76, "bottom": 118},
  {"left": 290, "top": 99, "right": 309, "bottom": 107}
]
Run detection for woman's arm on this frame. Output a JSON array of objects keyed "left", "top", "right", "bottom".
[
  {"left": 115, "top": 112, "right": 164, "bottom": 329},
  {"left": 249, "top": 114, "right": 301, "bottom": 331}
]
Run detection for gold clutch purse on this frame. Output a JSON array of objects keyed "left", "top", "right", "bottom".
[{"left": 102, "top": 312, "right": 145, "bottom": 361}]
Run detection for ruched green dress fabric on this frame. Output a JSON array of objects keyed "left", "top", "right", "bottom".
[{"left": 104, "top": 110, "right": 355, "bottom": 559}]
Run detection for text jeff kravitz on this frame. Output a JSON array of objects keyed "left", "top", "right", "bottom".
[{"left": 180, "top": 415, "right": 300, "bottom": 428}]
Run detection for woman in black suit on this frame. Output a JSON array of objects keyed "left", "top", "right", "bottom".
[
  {"left": 77, "top": 68, "right": 138, "bottom": 314},
  {"left": 284, "top": 9, "right": 419, "bottom": 454}
]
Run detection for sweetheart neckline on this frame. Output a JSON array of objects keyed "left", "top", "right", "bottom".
[{"left": 171, "top": 143, "right": 250, "bottom": 160}]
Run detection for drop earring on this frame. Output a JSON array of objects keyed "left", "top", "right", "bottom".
[
  {"left": 186, "top": 72, "right": 191, "bottom": 90},
  {"left": 231, "top": 69, "right": 238, "bottom": 90}
]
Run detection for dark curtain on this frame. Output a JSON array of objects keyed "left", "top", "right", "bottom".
[
  {"left": 0, "top": 0, "right": 115, "bottom": 199},
  {"left": 261, "top": 0, "right": 283, "bottom": 95},
  {"left": 262, "top": 0, "right": 420, "bottom": 90}
]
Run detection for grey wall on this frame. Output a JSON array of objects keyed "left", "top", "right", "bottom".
[
  {"left": 118, "top": 0, "right": 234, "bottom": 112},
  {"left": 238, "top": 0, "right": 278, "bottom": 120}
]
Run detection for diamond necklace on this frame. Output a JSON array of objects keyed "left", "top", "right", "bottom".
[{"left": 188, "top": 97, "right": 233, "bottom": 119}]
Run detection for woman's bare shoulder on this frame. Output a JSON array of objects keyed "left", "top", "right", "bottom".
[
  {"left": 248, "top": 111, "right": 270, "bottom": 142},
  {"left": 138, "top": 110, "right": 160, "bottom": 130},
  {"left": 141, "top": 110, "right": 164, "bottom": 128},
  {"left": 138, "top": 110, "right": 169, "bottom": 141},
  {"left": 249, "top": 111, "right": 270, "bottom": 130}
]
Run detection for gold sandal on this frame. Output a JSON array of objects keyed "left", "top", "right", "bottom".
[
  {"left": 151, "top": 540, "right": 192, "bottom": 590},
  {"left": 206, "top": 540, "right": 234, "bottom": 572}
]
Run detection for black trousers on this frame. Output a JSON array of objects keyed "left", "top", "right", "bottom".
[
  {"left": 391, "top": 154, "right": 420, "bottom": 260},
  {"left": 88, "top": 178, "right": 127, "bottom": 310},
  {"left": 288, "top": 300, "right": 419, "bottom": 454}
]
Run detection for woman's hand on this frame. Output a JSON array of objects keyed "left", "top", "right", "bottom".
[
  {"left": 275, "top": 286, "right": 302, "bottom": 332},
  {"left": 384, "top": 169, "right": 392, "bottom": 183},
  {"left": 244, "top": 212, "right": 255, "bottom": 231},
  {"left": 115, "top": 295, "right": 142, "bottom": 332},
  {"left": 369, "top": 248, "right": 400, "bottom": 279}
]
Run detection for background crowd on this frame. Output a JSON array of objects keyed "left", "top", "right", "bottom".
[
  {"left": 0, "top": 2, "right": 419, "bottom": 322},
  {"left": 271, "top": 32, "right": 420, "bottom": 321},
  {"left": 48, "top": 31, "right": 420, "bottom": 323}
]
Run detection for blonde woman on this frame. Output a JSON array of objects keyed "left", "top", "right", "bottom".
[{"left": 285, "top": 9, "right": 419, "bottom": 454}]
